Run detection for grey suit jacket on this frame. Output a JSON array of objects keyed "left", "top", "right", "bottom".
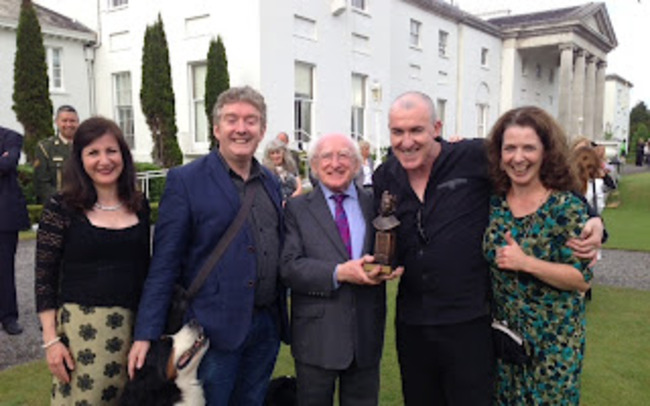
[{"left": 281, "top": 185, "right": 386, "bottom": 370}]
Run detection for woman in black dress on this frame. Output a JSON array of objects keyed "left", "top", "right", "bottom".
[{"left": 35, "top": 117, "right": 150, "bottom": 405}]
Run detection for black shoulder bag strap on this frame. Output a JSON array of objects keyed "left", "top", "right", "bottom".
[{"left": 185, "top": 180, "right": 261, "bottom": 299}]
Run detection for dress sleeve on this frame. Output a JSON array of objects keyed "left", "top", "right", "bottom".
[
  {"left": 35, "top": 195, "right": 70, "bottom": 312},
  {"left": 555, "top": 193, "right": 593, "bottom": 282}
]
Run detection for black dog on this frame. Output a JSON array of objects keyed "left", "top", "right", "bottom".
[{"left": 264, "top": 376, "right": 297, "bottom": 406}]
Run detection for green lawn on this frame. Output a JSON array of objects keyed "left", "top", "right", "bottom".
[
  {"left": 603, "top": 172, "right": 650, "bottom": 251},
  {"left": 1, "top": 284, "right": 648, "bottom": 405},
  {"left": 5, "top": 172, "right": 649, "bottom": 405}
]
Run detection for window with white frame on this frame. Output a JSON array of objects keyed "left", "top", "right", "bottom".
[
  {"left": 351, "top": 0, "right": 367, "bottom": 11},
  {"left": 113, "top": 72, "right": 134, "bottom": 148},
  {"left": 477, "top": 104, "right": 489, "bottom": 138},
  {"left": 47, "top": 47, "right": 63, "bottom": 91},
  {"left": 294, "top": 62, "right": 314, "bottom": 149},
  {"left": 438, "top": 30, "right": 448, "bottom": 57},
  {"left": 436, "top": 99, "right": 446, "bottom": 137},
  {"left": 535, "top": 64, "right": 542, "bottom": 79},
  {"left": 410, "top": 19, "right": 421, "bottom": 48},
  {"left": 110, "top": 0, "right": 128, "bottom": 8},
  {"left": 481, "top": 48, "right": 489, "bottom": 67},
  {"left": 549, "top": 68, "right": 555, "bottom": 84},
  {"left": 351, "top": 73, "right": 366, "bottom": 140},
  {"left": 191, "top": 64, "right": 208, "bottom": 144}
]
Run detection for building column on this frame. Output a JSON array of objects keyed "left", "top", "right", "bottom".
[
  {"left": 583, "top": 55, "right": 597, "bottom": 139},
  {"left": 594, "top": 60, "right": 607, "bottom": 139},
  {"left": 558, "top": 44, "right": 574, "bottom": 134},
  {"left": 571, "top": 49, "right": 586, "bottom": 137}
]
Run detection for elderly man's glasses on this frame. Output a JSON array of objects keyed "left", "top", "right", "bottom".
[{"left": 319, "top": 150, "right": 353, "bottom": 163}]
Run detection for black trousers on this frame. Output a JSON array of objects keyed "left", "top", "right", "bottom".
[
  {"left": 0, "top": 231, "right": 19, "bottom": 324},
  {"left": 295, "top": 359, "right": 379, "bottom": 406},
  {"left": 396, "top": 316, "right": 494, "bottom": 406}
]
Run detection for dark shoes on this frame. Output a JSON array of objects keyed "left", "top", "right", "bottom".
[{"left": 2, "top": 320, "right": 23, "bottom": 335}]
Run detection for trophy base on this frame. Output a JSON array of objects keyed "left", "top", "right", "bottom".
[{"left": 363, "top": 263, "right": 393, "bottom": 275}]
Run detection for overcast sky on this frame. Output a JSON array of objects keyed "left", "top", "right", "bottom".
[{"left": 457, "top": 0, "right": 649, "bottom": 107}]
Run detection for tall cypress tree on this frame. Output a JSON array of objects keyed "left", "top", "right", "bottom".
[
  {"left": 140, "top": 14, "right": 182, "bottom": 167},
  {"left": 13, "top": 0, "right": 53, "bottom": 162},
  {"left": 204, "top": 35, "right": 230, "bottom": 150}
]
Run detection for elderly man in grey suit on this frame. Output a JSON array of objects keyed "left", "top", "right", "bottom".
[{"left": 281, "top": 133, "right": 402, "bottom": 406}]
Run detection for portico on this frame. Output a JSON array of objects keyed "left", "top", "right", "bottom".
[{"left": 491, "top": 3, "right": 617, "bottom": 141}]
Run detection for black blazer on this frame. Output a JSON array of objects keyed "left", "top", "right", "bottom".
[{"left": 0, "top": 127, "right": 30, "bottom": 232}]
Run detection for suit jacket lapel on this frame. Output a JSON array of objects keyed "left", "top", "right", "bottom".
[{"left": 307, "top": 186, "right": 349, "bottom": 259}]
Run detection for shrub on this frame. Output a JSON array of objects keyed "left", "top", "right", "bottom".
[
  {"left": 18, "top": 164, "right": 36, "bottom": 204},
  {"left": 135, "top": 162, "right": 167, "bottom": 203}
]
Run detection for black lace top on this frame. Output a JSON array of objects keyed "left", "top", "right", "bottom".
[{"left": 35, "top": 194, "right": 150, "bottom": 312}]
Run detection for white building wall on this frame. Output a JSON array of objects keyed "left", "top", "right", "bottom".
[
  {"left": 455, "top": 24, "right": 502, "bottom": 138},
  {"left": 604, "top": 78, "right": 631, "bottom": 144},
  {"left": 0, "top": 22, "right": 92, "bottom": 136}
]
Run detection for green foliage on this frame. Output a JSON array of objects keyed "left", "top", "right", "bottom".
[
  {"left": 630, "top": 123, "right": 649, "bottom": 162},
  {"left": 17, "top": 164, "right": 36, "bottom": 204},
  {"left": 27, "top": 204, "right": 41, "bottom": 225},
  {"left": 12, "top": 0, "right": 54, "bottom": 162},
  {"left": 140, "top": 14, "right": 182, "bottom": 167},
  {"left": 603, "top": 172, "right": 650, "bottom": 251},
  {"left": 135, "top": 162, "right": 166, "bottom": 203},
  {"left": 205, "top": 36, "right": 230, "bottom": 150}
]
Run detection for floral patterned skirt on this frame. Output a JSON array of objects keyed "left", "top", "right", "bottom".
[{"left": 51, "top": 303, "right": 134, "bottom": 406}]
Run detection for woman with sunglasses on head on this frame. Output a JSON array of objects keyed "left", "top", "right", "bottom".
[{"left": 35, "top": 117, "right": 150, "bottom": 405}]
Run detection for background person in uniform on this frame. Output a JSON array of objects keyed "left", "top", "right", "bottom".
[
  {"left": 0, "top": 126, "right": 31, "bottom": 335},
  {"left": 33, "top": 105, "right": 79, "bottom": 203},
  {"left": 281, "top": 133, "right": 402, "bottom": 406}
]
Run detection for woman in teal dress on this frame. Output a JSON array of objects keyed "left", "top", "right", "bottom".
[{"left": 483, "top": 106, "right": 592, "bottom": 405}]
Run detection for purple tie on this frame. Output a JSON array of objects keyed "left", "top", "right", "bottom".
[{"left": 332, "top": 194, "right": 351, "bottom": 258}]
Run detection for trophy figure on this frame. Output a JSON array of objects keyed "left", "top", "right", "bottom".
[{"left": 364, "top": 191, "right": 400, "bottom": 275}]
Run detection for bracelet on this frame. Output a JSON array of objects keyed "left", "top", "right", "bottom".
[{"left": 42, "top": 336, "right": 61, "bottom": 349}]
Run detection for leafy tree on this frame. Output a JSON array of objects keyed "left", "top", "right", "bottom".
[
  {"left": 204, "top": 35, "right": 230, "bottom": 150},
  {"left": 629, "top": 101, "right": 650, "bottom": 136},
  {"left": 140, "top": 14, "right": 182, "bottom": 167},
  {"left": 12, "top": 0, "right": 53, "bottom": 162}
]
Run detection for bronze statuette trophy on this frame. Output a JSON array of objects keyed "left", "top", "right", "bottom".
[{"left": 364, "top": 191, "right": 400, "bottom": 275}]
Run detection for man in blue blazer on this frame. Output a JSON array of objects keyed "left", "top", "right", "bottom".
[
  {"left": 0, "top": 127, "right": 30, "bottom": 335},
  {"left": 129, "top": 86, "right": 288, "bottom": 405}
]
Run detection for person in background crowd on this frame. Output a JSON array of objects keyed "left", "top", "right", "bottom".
[
  {"left": 372, "top": 91, "right": 603, "bottom": 406},
  {"left": 0, "top": 126, "right": 31, "bottom": 336},
  {"left": 635, "top": 138, "right": 645, "bottom": 166},
  {"left": 263, "top": 138, "right": 302, "bottom": 201},
  {"left": 281, "top": 133, "right": 402, "bottom": 405},
  {"left": 128, "top": 86, "right": 288, "bottom": 405},
  {"left": 483, "top": 106, "right": 592, "bottom": 404},
  {"left": 355, "top": 140, "right": 374, "bottom": 189},
  {"left": 35, "top": 117, "right": 150, "bottom": 404},
  {"left": 34, "top": 105, "right": 80, "bottom": 204}
]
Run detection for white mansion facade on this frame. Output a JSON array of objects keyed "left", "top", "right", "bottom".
[{"left": 2, "top": 0, "right": 628, "bottom": 162}]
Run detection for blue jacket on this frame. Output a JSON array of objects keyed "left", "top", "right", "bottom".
[
  {"left": 134, "top": 151, "right": 286, "bottom": 350},
  {"left": 0, "top": 127, "right": 30, "bottom": 232}
]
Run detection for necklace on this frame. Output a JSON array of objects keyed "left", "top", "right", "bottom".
[{"left": 94, "top": 202, "right": 123, "bottom": 211}]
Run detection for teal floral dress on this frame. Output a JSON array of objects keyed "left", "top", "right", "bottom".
[{"left": 483, "top": 191, "right": 592, "bottom": 405}]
